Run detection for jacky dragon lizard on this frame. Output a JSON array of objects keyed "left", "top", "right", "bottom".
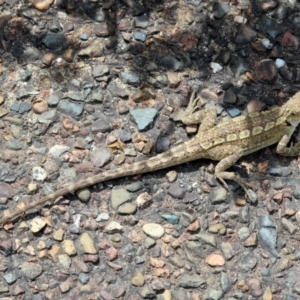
[{"left": 1, "top": 90, "right": 300, "bottom": 224}]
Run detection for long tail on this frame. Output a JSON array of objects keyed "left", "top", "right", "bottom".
[{"left": 0, "top": 139, "right": 201, "bottom": 224}]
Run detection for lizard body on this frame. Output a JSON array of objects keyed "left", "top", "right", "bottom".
[{"left": 1, "top": 91, "right": 300, "bottom": 224}]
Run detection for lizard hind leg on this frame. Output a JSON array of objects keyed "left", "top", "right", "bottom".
[
  {"left": 212, "top": 146, "right": 255, "bottom": 200},
  {"left": 216, "top": 171, "right": 253, "bottom": 198}
]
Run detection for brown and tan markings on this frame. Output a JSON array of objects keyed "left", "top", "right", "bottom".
[{"left": 1, "top": 90, "right": 300, "bottom": 225}]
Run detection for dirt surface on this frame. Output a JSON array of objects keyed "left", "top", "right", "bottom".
[{"left": 1, "top": 0, "right": 300, "bottom": 299}]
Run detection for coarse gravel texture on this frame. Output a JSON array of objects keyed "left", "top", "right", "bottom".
[{"left": 1, "top": 0, "right": 300, "bottom": 299}]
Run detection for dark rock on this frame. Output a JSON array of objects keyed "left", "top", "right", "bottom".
[
  {"left": 279, "top": 68, "right": 293, "bottom": 81},
  {"left": 235, "top": 25, "right": 257, "bottom": 44},
  {"left": 223, "top": 87, "right": 237, "bottom": 104},
  {"left": 159, "top": 55, "right": 183, "bottom": 71},
  {"left": 42, "top": 33, "right": 67, "bottom": 50},
  {"left": 155, "top": 136, "right": 170, "bottom": 153},
  {"left": 254, "top": 59, "right": 277, "bottom": 83},
  {"left": 264, "top": 18, "right": 282, "bottom": 38}
]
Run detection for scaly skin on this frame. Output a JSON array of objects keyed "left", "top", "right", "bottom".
[{"left": 1, "top": 91, "right": 300, "bottom": 225}]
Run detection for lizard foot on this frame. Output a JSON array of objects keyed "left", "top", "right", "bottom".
[
  {"left": 170, "top": 90, "right": 201, "bottom": 122},
  {"left": 245, "top": 188, "right": 258, "bottom": 204},
  {"left": 216, "top": 171, "right": 257, "bottom": 202}
]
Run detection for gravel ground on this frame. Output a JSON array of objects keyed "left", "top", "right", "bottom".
[{"left": 1, "top": 0, "right": 300, "bottom": 299}]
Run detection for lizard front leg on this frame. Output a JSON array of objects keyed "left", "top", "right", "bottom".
[
  {"left": 171, "top": 90, "right": 217, "bottom": 130},
  {"left": 276, "top": 134, "right": 300, "bottom": 156}
]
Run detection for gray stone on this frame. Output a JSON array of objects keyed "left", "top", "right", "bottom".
[
  {"left": 138, "top": 284, "right": 155, "bottom": 299},
  {"left": 22, "top": 46, "right": 41, "bottom": 61},
  {"left": 259, "top": 215, "right": 276, "bottom": 227},
  {"left": 20, "top": 69, "right": 32, "bottom": 81},
  {"left": 209, "top": 186, "right": 229, "bottom": 204},
  {"left": 126, "top": 181, "right": 143, "bottom": 192},
  {"left": 90, "top": 91, "right": 104, "bottom": 102},
  {"left": 120, "top": 71, "right": 140, "bottom": 85},
  {"left": 203, "top": 289, "right": 223, "bottom": 300},
  {"left": 133, "top": 15, "right": 150, "bottom": 28},
  {"left": 238, "top": 227, "right": 251, "bottom": 241},
  {"left": 178, "top": 274, "right": 206, "bottom": 288},
  {"left": 3, "top": 273, "right": 17, "bottom": 285},
  {"left": 195, "top": 233, "right": 217, "bottom": 247},
  {"left": 168, "top": 182, "right": 185, "bottom": 199},
  {"left": 0, "top": 182, "right": 14, "bottom": 198},
  {"left": 161, "top": 214, "right": 180, "bottom": 224},
  {"left": 57, "top": 100, "right": 84, "bottom": 117},
  {"left": 93, "top": 65, "right": 109, "bottom": 78},
  {"left": 48, "top": 93, "right": 61, "bottom": 106},
  {"left": 220, "top": 242, "right": 234, "bottom": 260},
  {"left": 91, "top": 146, "right": 113, "bottom": 167},
  {"left": 111, "top": 187, "right": 131, "bottom": 209},
  {"left": 65, "top": 91, "right": 84, "bottom": 101},
  {"left": 118, "top": 203, "right": 137, "bottom": 214},
  {"left": 269, "top": 167, "right": 282, "bottom": 176},
  {"left": 259, "top": 227, "right": 280, "bottom": 258},
  {"left": 227, "top": 107, "right": 241, "bottom": 118},
  {"left": 38, "top": 110, "right": 56, "bottom": 124},
  {"left": 282, "top": 218, "right": 298, "bottom": 234},
  {"left": 107, "top": 81, "right": 128, "bottom": 98},
  {"left": 48, "top": 145, "right": 70, "bottom": 158},
  {"left": 91, "top": 119, "right": 111, "bottom": 133},
  {"left": 239, "top": 253, "right": 257, "bottom": 272},
  {"left": 130, "top": 107, "right": 158, "bottom": 131},
  {"left": 79, "top": 273, "right": 89, "bottom": 284},
  {"left": 144, "top": 237, "right": 156, "bottom": 248},
  {"left": 10, "top": 102, "right": 32, "bottom": 114},
  {"left": 133, "top": 32, "right": 147, "bottom": 42},
  {"left": 5, "top": 140, "right": 23, "bottom": 150},
  {"left": 20, "top": 262, "right": 43, "bottom": 279},
  {"left": 220, "top": 272, "right": 231, "bottom": 293},
  {"left": 80, "top": 33, "right": 88, "bottom": 40}
]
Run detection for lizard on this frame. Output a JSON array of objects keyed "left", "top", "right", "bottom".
[{"left": 1, "top": 90, "right": 300, "bottom": 225}]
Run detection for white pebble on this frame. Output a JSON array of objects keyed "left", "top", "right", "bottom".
[
  {"left": 74, "top": 214, "right": 81, "bottom": 228},
  {"left": 32, "top": 166, "right": 48, "bottom": 181},
  {"left": 143, "top": 223, "right": 165, "bottom": 239},
  {"left": 234, "top": 16, "right": 247, "bottom": 24},
  {"left": 210, "top": 62, "right": 223, "bottom": 73},
  {"left": 275, "top": 58, "right": 286, "bottom": 68},
  {"left": 96, "top": 212, "right": 110, "bottom": 221},
  {"left": 261, "top": 38, "right": 272, "bottom": 49}
]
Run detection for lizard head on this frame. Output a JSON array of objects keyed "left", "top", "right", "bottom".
[{"left": 281, "top": 92, "right": 300, "bottom": 126}]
